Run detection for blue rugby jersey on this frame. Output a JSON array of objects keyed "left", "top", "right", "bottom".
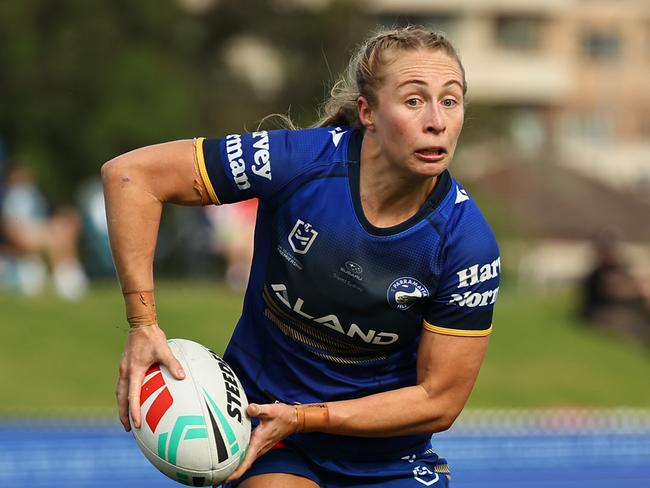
[{"left": 195, "top": 126, "right": 500, "bottom": 460}]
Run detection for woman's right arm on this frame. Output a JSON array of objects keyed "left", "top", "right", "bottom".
[{"left": 101, "top": 139, "right": 212, "bottom": 432}]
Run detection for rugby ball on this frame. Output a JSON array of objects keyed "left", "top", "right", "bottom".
[{"left": 130, "top": 338, "right": 251, "bottom": 486}]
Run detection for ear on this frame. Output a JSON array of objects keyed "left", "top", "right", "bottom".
[{"left": 357, "top": 96, "right": 375, "bottom": 131}]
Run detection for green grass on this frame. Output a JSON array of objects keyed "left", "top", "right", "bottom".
[
  {"left": 470, "top": 289, "right": 650, "bottom": 407},
  {"left": 0, "top": 281, "right": 244, "bottom": 414},
  {"left": 0, "top": 282, "right": 648, "bottom": 415}
]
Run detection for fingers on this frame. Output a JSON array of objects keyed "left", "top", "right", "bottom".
[
  {"left": 161, "top": 348, "right": 186, "bottom": 381},
  {"left": 116, "top": 325, "right": 184, "bottom": 431},
  {"left": 225, "top": 440, "right": 258, "bottom": 482},
  {"left": 116, "top": 368, "right": 130, "bottom": 432},
  {"left": 247, "top": 403, "right": 261, "bottom": 417},
  {"left": 225, "top": 411, "right": 267, "bottom": 482},
  {"left": 225, "top": 403, "right": 294, "bottom": 483},
  {"left": 128, "top": 368, "right": 146, "bottom": 429},
  {"left": 226, "top": 409, "right": 256, "bottom": 481}
]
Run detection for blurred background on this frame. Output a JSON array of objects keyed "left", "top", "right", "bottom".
[{"left": 1, "top": 0, "right": 649, "bottom": 487}]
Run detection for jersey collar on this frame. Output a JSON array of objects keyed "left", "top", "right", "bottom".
[{"left": 346, "top": 129, "right": 452, "bottom": 236}]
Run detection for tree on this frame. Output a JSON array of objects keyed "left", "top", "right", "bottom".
[
  {"left": 0, "top": 0, "right": 200, "bottom": 202},
  {"left": 0, "top": 0, "right": 369, "bottom": 202}
]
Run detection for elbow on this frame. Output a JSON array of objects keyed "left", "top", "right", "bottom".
[
  {"left": 101, "top": 155, "right": 140, "bottom": 194},
  {"left": 100, "top": 156, "right": 147, "bottom": 207},
  {"left": 419, "top": 385, "right": 465, "bottom": 433},
  {"left": 423, "top": 409, "right": 460, "bottom": 434},
  {"left": 434, "top": 409, "right": 461, "bottom": 433},
  {"left": 101, "top": 157, "right": 118, "bottom": 189},
  {"left": 101, "top": 157, "right": 126, "bottom": 187}
]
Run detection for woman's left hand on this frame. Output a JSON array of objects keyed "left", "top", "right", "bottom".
[{"left": 224, "top": 402, "right": 298, "bottom": 483}]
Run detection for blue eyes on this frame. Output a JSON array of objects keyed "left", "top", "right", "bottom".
[{"left": 442, "top": 98, "right": 458, "bottom": 107}]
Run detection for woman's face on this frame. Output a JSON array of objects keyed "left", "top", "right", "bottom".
[{"left": 359, "top": 48, "right": 465, "bottom": 179}]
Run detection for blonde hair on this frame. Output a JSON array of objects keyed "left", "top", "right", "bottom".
[{"left": 314, "top": 26, "right": 466, "bottom": 129}]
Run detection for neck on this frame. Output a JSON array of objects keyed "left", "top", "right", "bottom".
[{"left": 359, "top": 136, "right": 438, "bottom": 228}]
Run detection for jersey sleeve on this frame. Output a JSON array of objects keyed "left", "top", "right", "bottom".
[
  {"left": 195, "top": 127, "right": 341, "bottom": 204},
  {"left": 423, "top": 202, "right": 500, "bottom": 337}
]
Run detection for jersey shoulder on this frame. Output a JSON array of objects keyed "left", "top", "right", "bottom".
[
  {"left": 421, "top": 177, "right": 500, "bottom": 334},
  {"left": 197, "top": 125, "right": 353, "bottom": 204},
  {"left": 439, "top": 177, "right": 498, "bottom": 256}
]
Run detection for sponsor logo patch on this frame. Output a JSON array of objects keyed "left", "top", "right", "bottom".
[
  {"left": 329, "top": 126, "right": 347, "bottom": 147},
  {"left": 344, "top": 261, "right": 363, "bottom": 276},
  {"left": 333, "top": 261, "right": 364, "bottom": 292},
  {"left": 250, "top": 131, "right": 272, "bottom": 180},
  {"left": 277, "top": 245, "right": 303, "bottom": 270},
  {"left": 449, "top": 287, "right": 499, "bottom": 308},
  {"left": 401, "top": 454, "right": 417, "bottom": 463},
  {"left": 456, "top": 258, "right": 500, "bottom": 288},
  {"left": 225, "top": 134, "right": 251, "bottom": 191},
  {"left": 271, "top": 283, "right": 398, "bottom": 345},
  {"left": 448, "top": 257, "right": 500, "bottom": 308},
  {"left": 455, "top": 185, "right": 470, "bottom": 204},
  {"left": 387, "top": 277, "right": 430, "bottom": 311}
]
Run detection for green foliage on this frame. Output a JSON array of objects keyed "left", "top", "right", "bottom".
[
  {"left": 0, "top": 0, "right": 368, "bottom": 202},
  {"left": 0, "top": 1, "right": 200, "bottom": 202},
  {"left": 1, "top": 0, "right": 512, "bottom": 204},
  {"left": 0, "top": 282, "right": 648, "bottom": 414}
]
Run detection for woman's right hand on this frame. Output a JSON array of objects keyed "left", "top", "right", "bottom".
[{"left": 116, "top": 324, "right": 186, "bottom": 432}]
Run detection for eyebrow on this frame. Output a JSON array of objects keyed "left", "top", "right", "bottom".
[
  {"left": 397, "top": 79, "right": 464, "bottom": 91},
  {"left": 443, "top": 79, "right": 464, "bottom": 91}
]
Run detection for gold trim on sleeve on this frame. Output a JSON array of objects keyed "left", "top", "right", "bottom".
[
  {"left": 194, "top": 137, "right": 220, "bottom": 205},
  {"left": 422, "top": 320, "right": 492, "bottom": 337}
]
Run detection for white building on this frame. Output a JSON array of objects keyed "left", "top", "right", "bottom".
[{"left": 367, "top": 0, "right": 650, "bottom": 192}]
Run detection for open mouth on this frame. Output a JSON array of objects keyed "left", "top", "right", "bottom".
[{"left": 415, "top": 147, "right": 447, "bottom": 160}]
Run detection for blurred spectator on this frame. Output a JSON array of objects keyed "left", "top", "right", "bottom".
[
  {"left": 205, "top": 199, "right": 258, "bottom": 290},
  {"left": 77, "top": 178, "right": 115, "bottom": 278},
  {"left": 0, "top": 162, "right": 88, "bottom": 300},
  {"left": 580, "top": 235, "right": 650, "bottom": 347},
  {"left": 0, "top": 139, "right": 7, "bottom": 202},
  {"left": 154, "top": 205, "right": 215, "bottom": 278}
]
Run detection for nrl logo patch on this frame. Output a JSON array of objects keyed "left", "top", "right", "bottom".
[
  {"left": 387, "top": 277, "right": 430, "bottom": 311},
  {"left": 413, "top": 465, "right": 439, "bottom": 486},
  {"left": 288, "top": 219, "right": 318, "bottom": 255}
]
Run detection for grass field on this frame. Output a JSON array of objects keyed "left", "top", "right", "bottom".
[{"left": 0, "top": 281, "right": 648, "bottom": 415}]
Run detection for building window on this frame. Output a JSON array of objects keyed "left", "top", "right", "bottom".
[
  {"left": 582, "top": 31, "right": 620, "bottom": 60},
  {"left": 495, "top": 16, "right": 542, "bottom": 51},
  {"left": 563, "top": 113, "right": 615, "bottom": 144}
]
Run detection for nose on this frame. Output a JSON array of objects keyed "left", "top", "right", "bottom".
[{"left": 425, "top": 105, "right": 446, "bottom": 134}]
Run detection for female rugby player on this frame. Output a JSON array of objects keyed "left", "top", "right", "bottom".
[{"left": 103, "top": 27, "right": 500, "bottom": 487}]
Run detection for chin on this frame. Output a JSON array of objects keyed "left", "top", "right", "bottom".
[{"left": 416, "top": 162, "right": 449, "bottom": 178}]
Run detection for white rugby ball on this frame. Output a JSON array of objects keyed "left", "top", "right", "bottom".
[{"left": 130, "top": 338, "right": 251, "bottom": 486}]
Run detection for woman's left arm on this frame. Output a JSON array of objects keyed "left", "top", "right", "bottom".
[
  {"left": 227, "top": 329, "right": 489, "bottom": 481},
  {"left": 324, "top": 330, "right": 489, "bottom": 436},
  {"left": 304, "top": 330, "right": 489, "bottom": 437}
]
